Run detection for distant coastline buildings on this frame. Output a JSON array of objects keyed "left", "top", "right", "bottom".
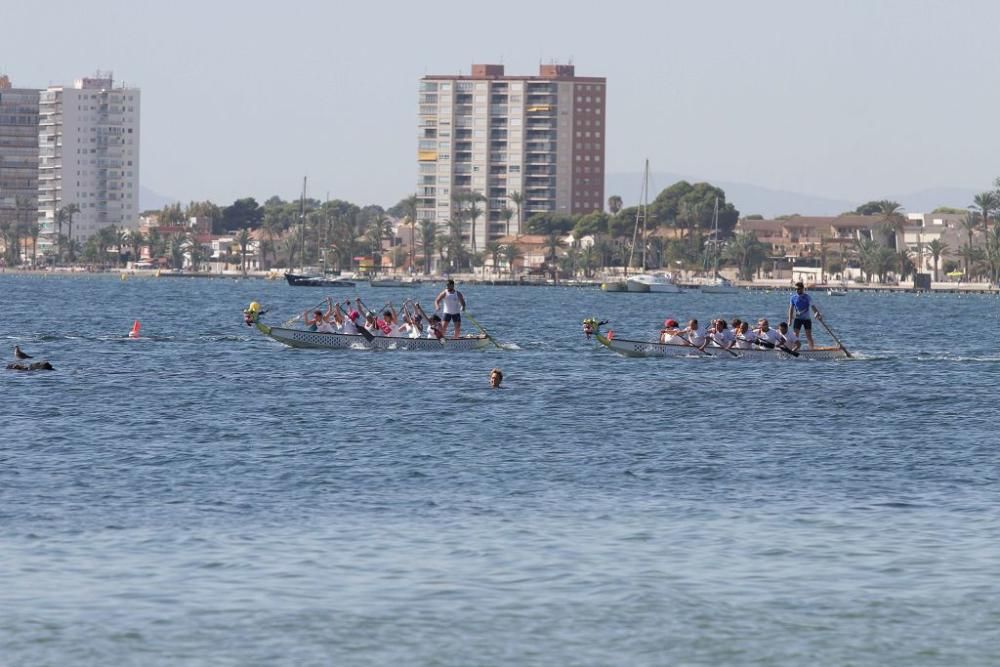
[
  {"left": 0, "top": 71, "right": 140, "bottom": 260},
  {"left": 38, "top": 73, "right": 141, "bottom": 253},
  {"left": 418, "top": 63, "right": 606, "bottom": 250},
  {"left": 0, "top": 76, "right": 39, "bottom": 233}
]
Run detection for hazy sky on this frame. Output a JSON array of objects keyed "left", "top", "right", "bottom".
[{"left": 5, "top": 0, "right": 999, "bottom": 207}]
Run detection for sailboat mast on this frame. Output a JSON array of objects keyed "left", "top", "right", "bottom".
[
  {"left": 299, "top": 176, "right": 307, "bottom": 272},
  {"left": 640, "top": 159, "right": 649, "bottom": 270},
  {"left": 712, "top": 196, "right": 720, "bottom": 276}
]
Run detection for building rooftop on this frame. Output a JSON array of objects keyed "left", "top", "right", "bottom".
[{"left": 423, "top": 63, "right": 604, "bottom": 83}]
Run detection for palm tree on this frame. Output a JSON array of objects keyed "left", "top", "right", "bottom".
[
  {"left": 28, "top": 222, "right": 40, "bottom": 267},
  {"left": 485, "top": 241, "right": 503, "bottom": 278},
  {"left": 723, "top": 232, "right": 768, "bottom": 281},
  {"left": 236, "top": 228, "right": 252, "bottom": 276},
  {"left": 61, "top": 203, "right": 80, "bottom": 263},
  {"left": 185, "top": 233, "right": 204, "bottom": 272},
  {"left": 419, "top": 220, "right": 436, "bottom": 275},
  {"left": 402, "top": 194, "right": 419, "bottom": 275},
  {"left": 544, "top": 232, "right": 566, "bottom": 283},
  {"left": 509, "top": 190, "right": 524, "bottom": 239},
  {"left": 169, "top": 233, "right": 186, "bottom": 270},
  {"left": 502, "top": 242, "right": 522, "bottom": 279},
  {"left": 973, "top": 191, "right": 998, "bottom": 233},
  {"left": 128, "top": 230, "right": 145, "bottom": 264},
  {"left": 501, "top": 207, "right": 514, "bottom": 239},
  {"left": 608, "top": 195, "right": 623, "bottom": 215},
  {"left": 259, "top": 211, "right": 282, "bottom": 269},
  {"left": 877, "top": 200, "right": 906, "bottom": 252},
  {"left": 926, "top": 238, "right": 948, "bottom": 283},
  {"left": 959, "top": 212, "right": 978, "bottom": 276}
]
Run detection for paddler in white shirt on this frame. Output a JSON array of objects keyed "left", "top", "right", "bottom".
[
  {"left": 683, "top": 318, "right": 707, "bottom": 351},
  {"left": 709, "top": 319, "right": 736, "bottom": 351},
  {"left": 755, "top": 319, "right": 782, "bottom": 348},
  {"left": 659, "top": 318, "right": 682, "bottom": 344},
  {"left": 776, "top": 322, "right": 801, "bottom": 352},
  {"left": 735, "top": 321, "right": 757, "bottom": 349}
]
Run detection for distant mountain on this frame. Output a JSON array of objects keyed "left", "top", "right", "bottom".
[
  {"left": 886, "top": 187, "right": 980, "bottom": 214},
  {"left": 140, "top": 186, "right": 178, "bottom": 212},
  {"left": 605, "top": 172, "right": 981, "bottom": 218}
]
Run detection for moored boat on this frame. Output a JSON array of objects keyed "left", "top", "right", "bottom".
[
  {"left": 699, "top": 277, "right": 741, "bottom": 294},
  {"left": 627, "top": 273, "right": 682, "bottom": 293},
  {"left": 285, "top": 273, "right": 356, "bottom": 288},
  {"left": 601, "top": 281, "right": 628, "bottom": 292}
]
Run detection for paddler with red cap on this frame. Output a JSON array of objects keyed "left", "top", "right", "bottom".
[{"left": 659, "top": 318, "right": 682, "bottom": 344}]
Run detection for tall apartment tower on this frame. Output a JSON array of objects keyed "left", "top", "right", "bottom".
[
  {"left": 38, "top": 73, "right": 140, "bottom": 252},
  {"left": 417, "top": 64, "right": 606, "bottom": 251},
  {"left": 0, "top": 75, "right": 40, "bottom": 235}
]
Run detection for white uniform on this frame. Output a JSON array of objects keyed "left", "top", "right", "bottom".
[
  {"left": 686, "top": 326, "right": 706, "bottom": 347},
  {"left": 316, "top": 320, "right": 337, "bottom": 334},
  {"left": 341, "top": 318, "right": 359, "bottom": 335},
  {"left": 779, "top": 330, "right": 799, "bottom": 349},
  {"left": 736, "top": 330, "right": 757, "bottom": 349},
  {"left": 758, "top": 328, "right": 781, "bottom": 345},
  {"left": 711, "top": 328, "right": 735, "bottom": 348}
]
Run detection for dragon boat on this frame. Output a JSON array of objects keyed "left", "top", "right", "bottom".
[
  {"left": 583, "top": 318, "right": 851, "bottom": 360},
  {"left": 245, "top": 303, "right": 491, "bottom": 351}
]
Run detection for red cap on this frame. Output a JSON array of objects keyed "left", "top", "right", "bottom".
[{"left": 664, "top": 319, "right": 678, "bottom": 327}]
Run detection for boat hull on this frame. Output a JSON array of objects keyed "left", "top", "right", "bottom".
[
  {"left": 627, "top": 275, "right": 682, "bottom": 293},
  {"left": 699, "top": 283, "right": 740, "bottom": 294},
  {"left": 625, "top": 279, "right": 651, "bottom": 293},
  {"left": 596, "top": 334, "right": 848, "bottom": 360},
  {"left": 257, "top": 323, "right": 490, "bottom": 351},
  {"left": 601, "top": 281, "right": 628, "bottom": 292},
  {"left": 285, "top": 273, "right": 356, "bottom": 287}
]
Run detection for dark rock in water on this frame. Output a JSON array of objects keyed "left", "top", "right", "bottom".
[{"left": 7, "top": 361, "right": 54, "bottom": 371}]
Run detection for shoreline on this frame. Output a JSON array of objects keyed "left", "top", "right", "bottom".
[{"left": 2, "top": 268, "right": 996, "bottom": 294}]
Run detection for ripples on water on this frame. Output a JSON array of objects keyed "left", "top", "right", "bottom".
[{"left": 2, "top": 275, "right": 999, "bottom": 665}]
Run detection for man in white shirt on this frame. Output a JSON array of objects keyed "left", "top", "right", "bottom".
[
  {"left": 776, "top": 322, "right": 801, "bottom": 352},
  {"left": 755, "top": 319, "right": 782, "bottom": 348},
  {"left": 709, "top": 319, "right": 736, "bottom": 350},
  {"left": 683, "top": 319, "right": 707, "bottom": 350}
]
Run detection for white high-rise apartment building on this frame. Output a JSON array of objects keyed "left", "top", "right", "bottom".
[
  {"left": 418, "top": 64, "right": 606, "bottom": 252},
  {"left": 38, "top": 73, "right": 140, "bottom": 252}
]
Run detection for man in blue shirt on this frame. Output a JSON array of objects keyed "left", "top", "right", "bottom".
[{"left": 787, "top": 281, "right": 822, "bottom": 349}]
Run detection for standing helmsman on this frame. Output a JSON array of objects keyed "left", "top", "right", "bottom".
[
  {"left": 787, "top": 281, "right": 822, "bottom": 349},
  {"left": 434, "top": 279, "right": 467, "bottom": 339}
]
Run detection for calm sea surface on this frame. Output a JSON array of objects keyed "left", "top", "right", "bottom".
[{"left": 2, "top": 274, "right": 999, "bottom": 666}]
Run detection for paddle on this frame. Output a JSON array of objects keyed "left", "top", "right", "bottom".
[
  {"left": 283, "top": 297, "right": 329, "bottom": 327},
  {"left": 464, "top": 312, "right": 503, "bottom": 350},
  {"left": 815, "top": 314, "right": 852, "bottom": 358},
  {"left": 751, "top": 335, "right": 800, "bottom": 357},
  {"left": 671, "top": 333, "right": 712, "bottom": 357},
  {"left": 341, "top": 300, "right": 375, "bottom": 342}
]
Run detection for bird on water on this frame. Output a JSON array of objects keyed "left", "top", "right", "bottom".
[{"left": 14, "top": 345, "right": 33, "bottom": 360}]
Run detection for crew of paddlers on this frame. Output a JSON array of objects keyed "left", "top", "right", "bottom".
[{"left": 299, "top": 279, "right": 469, "bottom": 340}]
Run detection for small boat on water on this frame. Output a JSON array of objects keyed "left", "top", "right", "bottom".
[
  {"left": 627, "top": 273, "right": 682, "bottom": 293},
  {"left": 594, "top": 332, "right": 849, "bottom": 360},
  {"left": 601, "top": 281, "right": 628, "bottom": 292},
  {"left": 827, "top": 289, "right": 848, "bottom": 297},
  {"left": 699, "top": 277, "right": 741, "bottom": 294},
  {"left": 370, "top": 277, "right": 423, "bottom": 288},
  {"left": 285, "top": 273, "right": 356, "bottom": 288}
]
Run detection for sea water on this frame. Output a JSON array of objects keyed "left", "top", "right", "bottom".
[{"left": 2, "top": 274, "right": 999, "bottom": 666}]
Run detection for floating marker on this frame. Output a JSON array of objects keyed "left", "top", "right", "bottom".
[{"left": 128, "top": 320, "right": 141, "bottom": 338}]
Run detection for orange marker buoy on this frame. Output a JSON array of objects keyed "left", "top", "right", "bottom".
[{"left": 128, "top": 320, "right": 141, "bottom": 338}]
